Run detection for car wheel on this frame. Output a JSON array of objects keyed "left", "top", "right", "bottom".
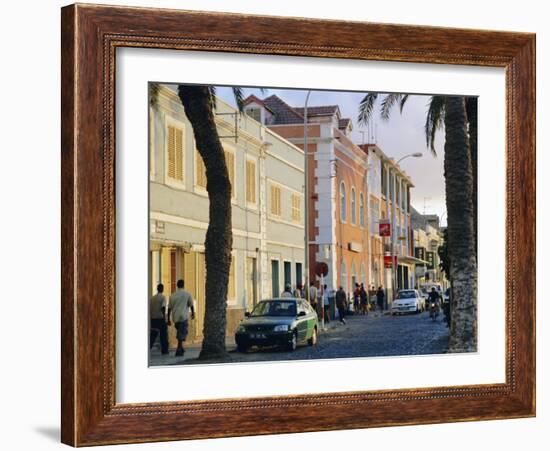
[
  {"left": 237, "top": 343, "right": 248, "bottom": 353},
  {"left": 286, "top": 331, "right": 298, "bottom": 351},
  {"left": 307, "top": 327, "right": 318, "bottom": 346}
]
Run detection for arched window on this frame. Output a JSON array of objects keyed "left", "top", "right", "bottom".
[
  {"left": 359, "top": 193, "right": 365, "bottom": 227},
  {"left": 340, "top": 181, "right": 347, "bottom": 222},
  {"left": 351, "top": 187, "right": 356, "bottom": 224}
]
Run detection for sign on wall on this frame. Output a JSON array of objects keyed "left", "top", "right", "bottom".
[{"left": 379, "top": 219, "right": 391, "bottom": 237}]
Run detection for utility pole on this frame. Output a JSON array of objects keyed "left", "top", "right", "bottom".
[{"left": 304, "top": 91, "right": 311, "bottom": 304}]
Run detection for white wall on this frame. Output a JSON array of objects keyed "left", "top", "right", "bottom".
[{"left": 0, "top": 1, "right": 546, "bottom": 450}]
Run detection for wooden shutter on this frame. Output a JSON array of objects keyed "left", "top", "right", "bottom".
[
  {"left": 271, "top": 185, "right": 281, "bottom": 216},
  {"left": 167, "top": 126, "right": 176, "bottom": 179},
  {"left": 174, "top": 128, "right": 183, "bottom": 181},
  {"left": 246, "top": 160, "right": 256, "bottom": 203},
  {"left": 224, "top": 150, "right": 235, "bottom": 197},
  {"left": 291, "top": 194, "right": 300, "bottom": 221},
  {"left": 167, "top": 125, "right": 184, "bottom": 181},
  {"left": 196, "top": 151, "right": 207, "bottom": 188}
]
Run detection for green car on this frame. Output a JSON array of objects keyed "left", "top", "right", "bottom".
[{"left": 235, "top": 298, "right": 319, "bottom": 352}]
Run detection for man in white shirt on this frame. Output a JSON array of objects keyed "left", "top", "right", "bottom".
[
  {"left": 149, "top": 283, "right": 168, "bottom": 355},
  {"left": 281, "top": 284, "right": 293, "bottom": 298},
  {"left": 308, "top": 281, "right": 318, "bottom": 310},
  {"left": 168, "top": 279, "right": 195, "bottom": 357}
]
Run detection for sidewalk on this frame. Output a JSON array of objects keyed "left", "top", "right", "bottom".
[
  {"left": 149, "top": 317, "right": 347, "bottom": 366},
  {"left": 149, "top": 336, "right": 237, "bottom": 366}
]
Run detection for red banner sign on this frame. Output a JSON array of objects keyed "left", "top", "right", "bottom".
[
  {"left": 379, "top": 220, "right": 391, "bottom": 237},
  {"left": 384, "top": 255, "right": 397, "bottom": 267}
]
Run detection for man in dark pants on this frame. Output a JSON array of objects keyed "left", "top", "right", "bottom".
[
  {"left": 149, "top": 283, "right": 169, "bottom": 355},
  {"left": 376, "top": 286, "right": 385, "bottom": 313},
  {"left": 168, "top": 279, "right": 195, "bottom": 357},
  {"left": 336, "top": 286, "right": 347, "bottom": 324}
]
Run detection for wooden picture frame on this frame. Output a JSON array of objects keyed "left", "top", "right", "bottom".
[{"left": 61, "top": 3, "right": 535, "bottom": 446}]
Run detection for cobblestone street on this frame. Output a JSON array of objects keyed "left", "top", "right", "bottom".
[{"left": 149, "top": 310, "right": 450, "bottom": 366}]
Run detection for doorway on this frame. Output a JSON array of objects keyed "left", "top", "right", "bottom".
[{"left": 271, "top": 260, "right": 280, "bottom": 297}]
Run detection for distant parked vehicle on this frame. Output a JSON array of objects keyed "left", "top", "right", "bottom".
[
  {"left": 442, "top": 288, "right": 451, "bottom": 327},
  {"left": 391, "top": 289, "right": 425, "bottom": 315},
  {"left": 235, "top": 298, "right": 318, "bottom": 352}
]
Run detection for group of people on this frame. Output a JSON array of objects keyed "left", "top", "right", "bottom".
[
  {"left": 149, "top": 279, "right": 195, "bottom": 357},
  {"left": 280, "top": 281, "right": 388, "bottom": 325}
]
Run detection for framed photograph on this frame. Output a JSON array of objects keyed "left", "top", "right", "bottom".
[{"left": 61, "top": 3, "right": 536, "bottom": 446}]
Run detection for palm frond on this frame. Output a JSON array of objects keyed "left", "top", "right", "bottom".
[
  {"left": 208, "top": 86, "right": 217, "bottom": 111},
  {"left": 424, "top": 95, "right": 445, "bottom": 156},
  {"left": 358, "top": 93, "right": 378, "bottom": 125},
  {"left": 380, "top": 93, "right": 404, "bottom": 120},
  {"left": 399, "top": 94, "right": 410, "bottom": 113},
  {"left": 232, "top": 87, "right": 245, "bottom": 112}
]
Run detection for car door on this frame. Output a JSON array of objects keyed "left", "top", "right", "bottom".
[{"left": 296, "top": 301, "right": 309, "bottom": 342}]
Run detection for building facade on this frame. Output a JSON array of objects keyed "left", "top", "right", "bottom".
[
  {"left": 362, "top": 144, "right": 420, "bottom": 303},
  {"left": 411, "top": 208, "right": 448, "bottom": 290},
  {"left": 244, "top": 95, "right": 370, "bottom": 297},
  {"left": 149, "top": 86, "right": 305, "bottom": 345}
]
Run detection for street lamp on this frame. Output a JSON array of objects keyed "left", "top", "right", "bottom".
[
  {"left": 397, "top": 152, "right": 423, "bottom": 165},
  {"left": 390, "top": 152, "right": 423, "bottom": 299}
]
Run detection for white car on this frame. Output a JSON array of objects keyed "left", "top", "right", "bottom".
[{"left": 391, "top": 289, "right": 425, "bottom": 315}]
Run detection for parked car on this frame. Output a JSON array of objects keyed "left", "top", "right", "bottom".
[
  {"left": 235, "top": 298, "right": 318, "bottom": 352},
  {"left": 391, "top": 289, "right": 425, "bottom": 315}
]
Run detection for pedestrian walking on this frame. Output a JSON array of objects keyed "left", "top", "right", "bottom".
[
  {"left": 149, "top": 283, "right": 169, "bottom": 355},
  {"left": 322, "top": 284, "right": 330, "bottom": 323},
  {"left": 376, "top": 286, "right": 385, "bottom": 313},
  {"left": 167, "top": 279, "right": 195, "bottom": 357},
  {"left": 360, "top": 283, "right": 368, "bottom": 315},
  {"left": 353, "top": 283, "right": 361, "bottom": 313},
  {"left": 308, "top": 281, "right": 318, "bottom": 311},
  {"left": 336, "top": 286, "right": 347, "bottom": 324},
  {"left": 293, "top": 283, "right": 303, "bottom": 298},
  {"left": 281, "top": 284, "right": 293, "bottom": 298}
]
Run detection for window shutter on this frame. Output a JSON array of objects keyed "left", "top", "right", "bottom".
[
  {"left": 167, "top": 125, "right": 184, "bottom": 181},
  {"left": 224, "top": 150, "right": 235, "bottom": 197},
  {"left": 167, "top": 126, "right": 176, "bottom": 179},
  {"left": 175, "top": 128, "right": 183, "bottom": 181},
  {"left": 246, "top": 160, "right": 256, "bottom": 203},
  {"left": 291, "top": 194, "right": 301, "bottom": 221},
  {"left": 196, "top": 151, "right": 207, "bottom": 188},
  {"left": 271, "top": 185, "right": 281, "bottom": 216}
]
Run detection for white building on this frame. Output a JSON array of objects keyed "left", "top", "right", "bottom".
[
  {"left": 362, "top": 144, "right": 421, "bottom": 303},
  {"left": 149, "top": 85, "right": 305, "bottom": 343}
]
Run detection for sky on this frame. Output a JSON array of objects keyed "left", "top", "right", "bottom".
[{"left": 214, "top": 86, "right": 448, "bottom": 225}]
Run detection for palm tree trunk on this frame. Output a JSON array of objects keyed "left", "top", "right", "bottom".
[
  {"left": 466, "top": 97, "right": 478, "bottom": 257},
  {"left": 444, "top": 96, "right": 477, "bottom": 352},
  {"left": 177, "top": 85, "right": 232, "bottom": 360}
]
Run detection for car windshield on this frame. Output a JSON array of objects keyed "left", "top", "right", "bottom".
[
  {"left": 251, "top": 300, "right": 297, "bottom": 317},
  {"left": 397, "top": 291, "right": 416, "bottom": 299}
]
